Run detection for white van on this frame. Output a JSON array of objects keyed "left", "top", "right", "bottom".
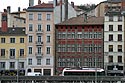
[{"left": 27, "top": 72, "right": 41, "bottom": 76}]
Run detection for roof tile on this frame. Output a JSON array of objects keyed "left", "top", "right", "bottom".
[{"left": 57, "top": 16, "right": 104, "bottom": 25}]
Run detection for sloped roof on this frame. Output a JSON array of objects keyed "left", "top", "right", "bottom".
[
  {"left": 27, "top": 3, "right": 54, "bottom": 12},
  {"left": 33, "top": 3, "right": 53, "bottom": 8},
  {"left": 108, "top": 0, "right": 121, "bottom": 3},
  {"left": 56, "top": 16, "right": 104, "bottom": 25},
  {"left": 0, "top": 27, "right": 26, "bottom": 36}
]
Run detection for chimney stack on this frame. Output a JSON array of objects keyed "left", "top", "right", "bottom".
[
  {"left": 60, "top": 0, "right": 63, "bottom": 22},
  {"left": 84, "top": 13, "right": 87, "bottom": 22},
  {"left": 121, "top": 0, "right": 125, "bottom": 10},
  {"left": 18, "top": 7, "right": 20, "bottom": 12},
  {"left": 29, "top": 0, "right": 34, "bottom": 6},
  {"left": 64, "top": 0, "right": 68, "bottom": 21},
  {"left": 38, "top": 0, "right": 41, "bottom": 4},
  {"left": 105, "top": 5, "right": 108, "bottom": 12},
  {"left": 54, "top": 0, "right": 57, "bottom": 7},
  {"left": 7, "top": 6, "right": 11, "bottom": 13},
  {"left": 1, "top": 9, "right": 8, "bottom": 32},
  {"left": 71, "top": 2, "right": 74, "bottom": 8}
]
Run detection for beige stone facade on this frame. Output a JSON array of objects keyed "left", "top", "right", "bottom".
[{"left": 26, "top": 3, "right": 54, "bottom": 76}]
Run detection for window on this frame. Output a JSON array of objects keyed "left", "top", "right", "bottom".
[
  {"left": 77, "top": 33, "right": 82, "bottom": 39},
  {"left": 118, "top": 56, "right": 122, "bottom": 63},
  {"left": 20, "top": 49, "right": 24, "bottom": 57},
  {"left": 28, "top": 58, "right": 32, "bottom": 65},
  {"left": 10, "top": 62, "right": 15, "bottom": 69},
  {"left": 19, "top": 62, "right": 24, "bottom": 68},
  {"left": 37, "top": 59, "right": 41, "bottom": 65},
  {"left": 1, "top": 38, "right": 5, "bottom": 43},
  {"left": 89, "top": 32, "right": 92, "bottom": 38},
  {"left": 107, "top": 66, "right": 113, "bottom": 70},
  {"left": 43, "top": 69, "right": 51, "bottom": 75},
  {"left": 109, "top": 56, "right": 113, "bottom": 62},
  {"left": 118, "top": 45, "right": 122, "bottom": 52},
  {"left": 28, "top": 47, "right": 32, "bottom": 54},
  {"left": 71, "top": 45, "right": 75, "bottom": 52},
  {"left": 109, "top": 45, "right": 113, "bottom": 52},
  {"left": 118, "top": 34, "right": 122, "bottom": 41},
  {"left": 47, "top": 14, "right": 51, "bottom": 20},
  {"left": 118, "top": 16, "right": 122, "bottom": 21},
  {"left": 118, "top": 25, "right": 122, "bottom": 31},
  {"left": 109, "top": 25, "right": 113, "bottom": 31},
  {"left": 29, "top": 24, "right": 33, "bottom": 31},
  {"left": 29, "top": 13, "right": 33, "bottom": 20},
  {"left": 84, "top": 32, "right": 88, "bottom": 38},
  {"left": 38, "top": 24, "right": 42, "bottom": 31},
  {"left": 109, "top": 34, "right": 113, "bottom": 41},
  {"left": 0, "top": 62, "right": 5, "bottom": 69},
  {"left": 2, "top": 16, "right": 7, "bottom": 21},
  {"left": 47, "top": 35, "right": 50, "bottom": 43},
  {"left": 38, "top": 13, "right": 42, "bottom": 20},
  {"left": 20, "top": 38, "right": 24, "bottom": 43},
  {"left": 29, "top": 36, "right": 32, "bottom": 43},
  {"left": 46, "top": 47, "right": 50, "bottom": 54},
  {"left": 10, "top": 49, "right": 15, "bottom": 59},
  {"left": 47, "top": 25, "right": 50, "bottom": 31},
  {"left": 109, "top": 16, "right": 113, "bottom": 21},
  {"left": 38, "top": 36, "right": 41, "bottom": 42},
  {"left": 46, "top": 58, "right": 50, "bottom": 65},
  {"left": 37, "top": 47, "right": 41, "bottom": 54},
  {"left": 10, "top": 38, "right": 15, "bottom": 43},
  {"left": 1, "top": 49, "right": 5, "bottom": 57},
  {"left": 94, "top": 32, "right": 98, "bottom": 38},
  {"left": 72, "top": 32, "right": 75, "bottom": 39}
]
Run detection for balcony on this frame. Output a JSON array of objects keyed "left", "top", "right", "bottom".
[
  {"left": 106, "top": 62, "right": 124, "bottom": 66},
  {"left": 9, "top": 56, "right": 15, "bottom": 59},
  {"left": 0, "top": 68, "right": 5, "bottom": 70},
  {"left": 35, "top": 52, "right": 43, "bottom": 58},
  {"left": 9, "top": 68, "right": 15, "bottom": 70},
  {"left": 0, "top": 55, "right": 5, "bottom": 58},
  {"left": 19, "top": 55, "right": 25, "bottom": 58},
  {"left": 107, "top": 70, "right": 124, "bottom": 74},
  {"left": 36, "top": 30, "right": 43, "bottom": 34},
  {"left": 36, "top": 41, "right": 43, "bottom": 46}
]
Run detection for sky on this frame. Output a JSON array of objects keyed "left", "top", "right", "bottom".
[{"left": 0, "top": 0, "right": 105, "bottom": 12}]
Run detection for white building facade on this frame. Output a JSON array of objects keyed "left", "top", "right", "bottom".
[
  {"left": 54, "top": 1, "right": 77, "bottom": 24},
  {"left": 104, "top": 10, "right": 125, "bottom": 76}
]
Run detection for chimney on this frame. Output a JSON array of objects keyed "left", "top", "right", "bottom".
[
  {"left": 18, "top": 7, "right": 20, "bottom": 17},
  {"left": 1, "top": 9, "right": 8, "bottom": 32},
  {"left": 64, "top": 0, "right": 68, "bottom": 21},
  {"left": 71, "top": 1, "right": 74, "bottom": 8},
  {"left": 29, "top": 0, "right": 34, "bottom": 6},
  {"left": 38, "top": 0, "right": 41, "bottom": 4},
  {"left": 84, "top": 13, "right": 87, "bottom": 22},
  {"left": 7, "top": 6, "right": 11, "bottom": 13},
  {"left": 18, "top": 7, "right": 20, "bottom": 12},
  {"left": 60, "top": 0, "right": 62, "bottom": 22},
  {"left": 121, "top": 0, "right": 125, "bottom": 10},
  {"left": 54, "top": 0, "right": 57, "bottom": 7}
]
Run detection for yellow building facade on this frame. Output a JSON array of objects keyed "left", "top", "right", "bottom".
[{"left": 0, "top": 28, "right": 27, "bottom": 76}]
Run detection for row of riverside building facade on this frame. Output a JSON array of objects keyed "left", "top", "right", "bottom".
[{"left": 0, "top": 0, "right": 125, "bottom": 76}]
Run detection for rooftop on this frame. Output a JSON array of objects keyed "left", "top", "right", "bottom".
[
  {"left": 0, "top": 27, "right": 26, "bottom": 36},
  {"left": 56, "top": 16, "right": 104, "bottom": 25},
  {"left": 33, "top": 3, "right": 53, "bottom": 8},
  {"left": 27, "top": 3, "right": 54, "bottom": 12}
]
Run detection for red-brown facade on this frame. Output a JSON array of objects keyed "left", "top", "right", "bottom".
[{"left": 55, "top": 17, "right": 104, "bottom": 75}]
